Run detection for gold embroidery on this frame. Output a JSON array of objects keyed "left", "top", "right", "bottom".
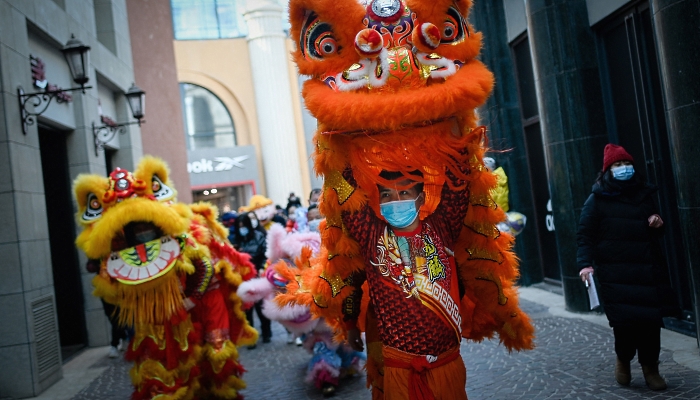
[
  {"left": 422, "top": 236, "right": 446, "bottom": 282},
  {"left": 467, "top": 247, "right": 504, "bottom": 264},
  {"left": 502, "top": 322, "right": 517, "bottom": 339},
  {"left": 469, "top": 155, "right": 484, "bottom": 172},
  {"left": 326, "top": 213, "right": 343, "bottom": 229},
  {"left": 313, "top": 293, "right": 328, "bottom": 308},
  {"left": 475, "top": 271, "right": 508, "bottom": 305},
  {"left": 320, "top": 271, "right": 347, "bottom": 297},
  {"left": 294, "top": 275, "right": 310, "bottom": 294},
  {"left": 469, "top": 193, "right": 497, "bottom": 209},
  {"left": 325, "top": 170, "right": 355, "bottom": 205},
  {"left": 464, "top": 221, "right": 500, "bottom": 239}
]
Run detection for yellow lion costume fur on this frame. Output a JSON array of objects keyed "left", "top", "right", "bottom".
[
  {"left": 73, "top": 156, "right": 257, "bottom": 400},
  {"left": 276, "top": 0, "right": 535, "bottom": 396}
]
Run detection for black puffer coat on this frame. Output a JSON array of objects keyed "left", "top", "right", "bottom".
[
  {"left": 576, "top": 175, "right": 677, "bottom": 327},
  {"left": 236, "top": 230, "right": 267, "bottom": 272}
]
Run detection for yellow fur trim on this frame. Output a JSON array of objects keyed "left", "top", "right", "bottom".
[
  {"left": 92, "top": 274, "right": 118, "bottom": 305},
  {"left": 219, "top": 261, "right": 243, "bottom": 286},
  {"left": 190, "top": 202, "right": 230, "bottom": 242},
  {"left": 133, "top": 155, "right": 179, "bottom": 201},
  {"left": 151, "top": 387, "right": 190, "bottom": 400},
  {"left": 130, "top": 359, "right": 179, "bottom": 388},
  {"left": 115, "top": 269, "right": 184, "bottom": 326},
  {"left": 132, "top": 318, "right": 194, "bottom": 352},
  {"left": 203, "top": 341, "right": 239, "bottom": 374}
]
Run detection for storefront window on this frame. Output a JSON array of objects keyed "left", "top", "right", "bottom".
[
  {"left": 180, "top": 83, "right": 236, "bottom": 150},
  {"left": 171, "top": 0, "right": 247, "bottom": 40}
]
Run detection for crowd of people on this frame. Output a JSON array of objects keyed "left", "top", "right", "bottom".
[
  {"left": 220, "top": 189, "right": 360, "bottom": 396},
  {"left": 223, "top": 190, "right": 322, "bottom": 312}
]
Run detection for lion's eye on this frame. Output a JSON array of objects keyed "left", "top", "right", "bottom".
[
  {"left": 441, "top": 7, "right": 468, "bottom": 44},
  {"left": 317, "top": 36, "right": 338, "bottom": 56},
  {"left": 83, "top": 193, "right": 103, "bottom": 222},
  {"left": 151, "top": 175, "right": 174, "bottom": 201},
  {"left": 301, "top": 11, "right": 338, "bottom": 60}
]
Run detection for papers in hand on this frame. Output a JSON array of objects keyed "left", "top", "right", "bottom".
[{"left": 584, "top": 274, "right": 600, "bottom": 310}]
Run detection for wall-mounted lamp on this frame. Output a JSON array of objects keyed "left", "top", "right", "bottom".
[
  {"left": 92, "top": 83, "right": 146, "bottom": 156},
  {"left": 17, "top": 35, "right": 92, "bottom": 135}
]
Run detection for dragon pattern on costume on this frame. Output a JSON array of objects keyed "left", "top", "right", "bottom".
[
  {"left": 276, "top": 0, "right": 535, "bottom": 393},
  {"left": 73, "top": 156, "right": 258, "bottom": 400}
]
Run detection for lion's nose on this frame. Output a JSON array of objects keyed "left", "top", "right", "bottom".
[{"left": 355, "top": 28, "right": 383, "bottom": 58}]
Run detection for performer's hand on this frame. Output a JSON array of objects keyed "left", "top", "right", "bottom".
[
  {"left": 648, "top": 214, "right": 664, "bottom": 228},
  {"left": 579, "top": 267, "right": 594, "bottom": 283},
  {"left": 347, "top": 328, "right": 364, "bottom": 352}
]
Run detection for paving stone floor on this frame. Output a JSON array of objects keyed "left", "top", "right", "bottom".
[{"left": 71, "top": 299, "right": 700, "bottom": 400}]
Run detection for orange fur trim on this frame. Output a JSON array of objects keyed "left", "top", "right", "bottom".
[
  {"left": 303, "top": 60, "right": 493, "bottom": 131},
  {"left": 289, "top": 0, "right": 366, "bottom": 77},
  {"left": 406, "top": 0, "right": 482, "bottom": 62}
]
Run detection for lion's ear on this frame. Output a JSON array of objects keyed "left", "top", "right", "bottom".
[
  {"left": 73, "top": 174, "right": 109, "bottom": 225},
  {"left": 134, "top": 156, "right": 177, "bottom": 202}
]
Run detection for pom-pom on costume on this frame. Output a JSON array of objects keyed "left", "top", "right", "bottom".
[
  {"left": 237, "top": 224, "right": 364, "bottom": 396},
  {"left": 73, "top": 156, "right": 258, "bottom": 400},
  {"left": 277, "top": 0, "right": 535, "bottom": 398}
]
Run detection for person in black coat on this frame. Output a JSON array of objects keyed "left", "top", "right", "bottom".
[
  {"left": 577, "top": 144, "right": 678, "bottom": 391},
  {"left": 233, "top": 213, "right": 271, "bottom": 348}
]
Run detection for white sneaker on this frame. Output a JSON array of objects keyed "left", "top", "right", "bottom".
[
  {"left": 286, "top": 332, "right": 294, "bottom": 344},
  {"left": 295, "top": 337, "right": 303, "bottom": 346},
  {"left": 108, "top": 346, "right": 119, "bottom": 358},
  {"left": 117, "top": 338, "right": 127, "bottom": 351}
]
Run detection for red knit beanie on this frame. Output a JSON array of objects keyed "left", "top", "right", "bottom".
[{"left": 603, "top": 144, "right": 634, "bottom": 171}]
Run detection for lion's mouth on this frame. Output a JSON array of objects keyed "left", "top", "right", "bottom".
[
  {"left": 111, "top": 221, "right": 164, "bottom": 251},
  {"left": 107, "top": 222, "right": 181, "bottom": 284}
]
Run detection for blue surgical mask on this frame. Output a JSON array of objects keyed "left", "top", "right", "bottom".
[
  {"left": 308, "top": 219, "right": 322, "bottom": 232},
  {"left": 611, "top": 165, "right": 635, "bottom": 181},
  {"left": 238, "top": 227, "right": 249, "bottom": 236},
  {"left": 380, "top": 196, "right": 421, "bottom": 229}
]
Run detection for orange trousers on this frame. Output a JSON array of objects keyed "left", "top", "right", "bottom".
[{"left": 381, "top": 346, "right": 467, "bottom": 400}]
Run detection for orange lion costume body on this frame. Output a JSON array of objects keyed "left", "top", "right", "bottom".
[
  {"left": 276, "top": 0, "right": 535, "bottom": 398},
  {"left": 73, "top": 157, "right": 258, "bottom": 400}
]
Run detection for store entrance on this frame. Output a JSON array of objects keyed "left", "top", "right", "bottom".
[
  {"left": 512, "top": 35, "right": 561, "bottom": 283},
  {"left": 192, "top": 184, "right": 254, "bottom": 214},
  {"left": 597, "top": 3, "right": 695, "bottom": 336},
  {"left": 38, "top": 127, "right": 87, "bottom": 361}
]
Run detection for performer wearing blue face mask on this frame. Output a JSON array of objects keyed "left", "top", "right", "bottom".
[
  {"left": 341, "top": 168, "right": 473, "bottom": 395},
  {"left": 577, "top": 144, "right": 679, "bottom": 391}
]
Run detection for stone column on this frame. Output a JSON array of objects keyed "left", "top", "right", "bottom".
[
  {"left": 472, "top": 0, "right": 542, "bottom": 285},
  {"left": 650, "top": 0, "right": 700, "bottom": 341},
  {"left": 244, "top": 1, "right": 304, "bottom": 206},
  {"left": 525, "top": 0, "right": 609, "bottom": 311}
]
